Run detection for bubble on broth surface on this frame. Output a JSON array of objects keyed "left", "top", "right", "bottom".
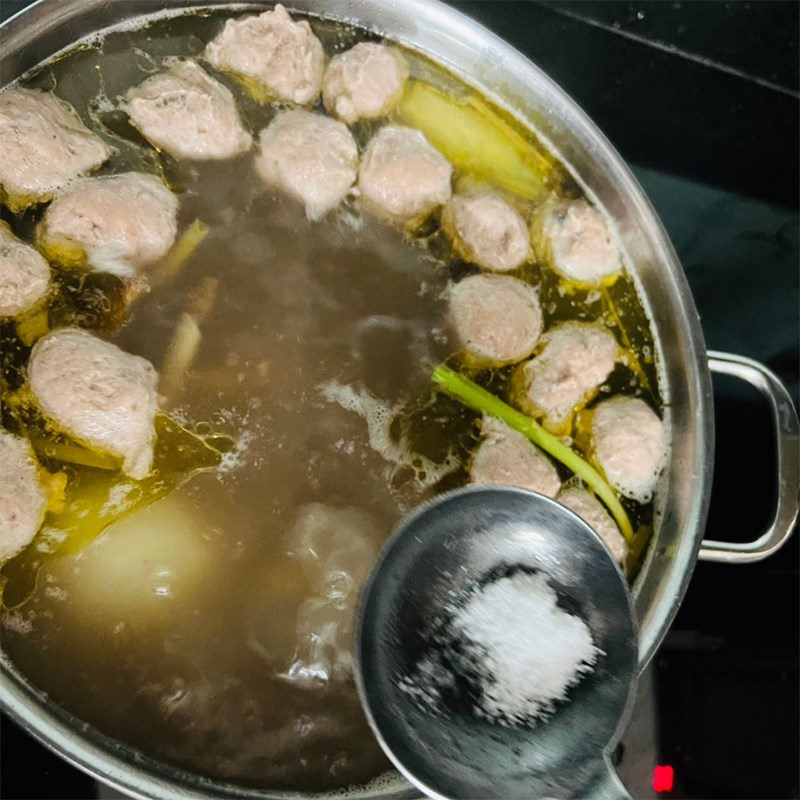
[
  {"left": 277, "top": 503, "right": 379, "bottom": 689},
  {"left": 99, "top": 482, "right": 140, "bottom": 515},
  {"left": 319, "top": 379, "right": 458, "bottom": 488},
  {"left": 1, "top": 611, "right": 34, "bottom": 635},
  {"left": 333, "top": 770, "right": 409, "bottom": 797}
]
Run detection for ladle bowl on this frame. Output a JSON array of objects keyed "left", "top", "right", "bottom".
[{"left": 356, "top": 486, "right": 639, "bottom": 799}]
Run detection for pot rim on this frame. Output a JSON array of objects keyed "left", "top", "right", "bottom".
[{"left": 0, "top": 1, "right": 715, "bottom": 798}]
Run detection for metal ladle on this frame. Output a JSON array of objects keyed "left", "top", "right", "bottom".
[{"left": 355, "top": 486, "right": 638, "bottom": 800}]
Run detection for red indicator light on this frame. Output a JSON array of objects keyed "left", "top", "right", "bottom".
[{"left": 653, "top": 764, "right": 674, "bottom": 793}]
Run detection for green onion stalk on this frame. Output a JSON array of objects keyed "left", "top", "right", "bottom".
[{"left": 431, "top": 364, "right": 634, "bottom": 542}]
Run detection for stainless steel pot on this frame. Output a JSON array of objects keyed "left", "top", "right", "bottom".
[{"left": 1, "top": 2, "right": 797, "bottom": 799}]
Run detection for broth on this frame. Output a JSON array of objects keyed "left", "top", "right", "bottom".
[{"left": 1, "top": 6, "right": 661, "bottom": 793}]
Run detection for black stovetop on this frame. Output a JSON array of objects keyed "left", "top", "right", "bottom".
[{"left": 1, "top": 2, "right": 798, "bottom": 799}]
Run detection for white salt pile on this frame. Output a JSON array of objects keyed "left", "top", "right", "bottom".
[{"left": 401, "top": 570, "right": 600, "bottom": 726}]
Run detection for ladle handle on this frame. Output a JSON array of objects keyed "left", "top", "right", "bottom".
[
  {"left": 582, "top": 759, "right": 631, "bottom": 800},
  {"left": 700, "top": 351, "right": 799, "bottom": 563}
]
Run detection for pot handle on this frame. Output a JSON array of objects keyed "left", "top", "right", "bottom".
[{"left": 699, "top": 351, "right": 799, "bottom": 563}]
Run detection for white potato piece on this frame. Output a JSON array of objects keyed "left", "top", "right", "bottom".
[
  {"left": 28, "top": 328, "right": 159, "bottom": 480},
  {"left": 254, "top": 109, "right": 358, "bottom": 220},
  {"left": 470, "top": 416, "right": 560, "bottom": 498},
  {"left": 125, "top": 59, "right": 252, "bottom": 161},
  {"left": 0, "top": 222, "right": 50, "bottom": 317},
  {"left": 442, "top": 190, "right": 529, "bottom": 272},
  {"left": 39, "top": 172, "right": 178, "bottom": 277},
  {"left": 591, "top": 395, "right": 666, "bottom": 502},
  {"left": 448, "top": 273, "right": 542, "bottom": 367},
  {"left": 205, "top": 4, "right": 324, "bottom": 105},
  {"left": 0, "top": 87, "right": 110, "bottom": 210},
  {"left": 323, "top": 43, "right": 407, "bottom": 124},
  {"left": 536, "top": 198, "right": 621, "bottom": 286},
  {"left": 0, "top": 429, "right": 47, "bottom": 561},
  {"left": 358, "top": 125, "right": 452, "bottom": 225},
  {"left": 513, "top": 321, "right": 619, "bottom": 429},
  {"left": 50, "top": 494, "right": 210, "bottom": 625},
  {"left": 558, "top": 485, "right": 627, "bottom": 565}
]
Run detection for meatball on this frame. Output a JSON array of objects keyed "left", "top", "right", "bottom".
[
  {"left": 447, "top": 273, "right": 542, "bottom": 367},
  {"left": 28, "top": 328, "right": 159, "bottom": 480},
  {"left": 469, "top": 416, "right": 560, "bottom": 498},
  {"left": 358, "top": 125, "right": 452, "bottom": 225},
  {"left": 513, "top": 322, "right": 619, "bottom": 430},
  {"left": 558, "top": 485, "right": 627, "bottom": 565},
  {"left": 535, "top": 198, "right": 621, "bottom": 286},
  {"left": 254, "top": 109, "right": 358, "bottom": 221},
  {"left": 204, "top": 4, "right": 323, "bottom": 106},
  {"left": 322, "top": 43, "right": 407, "bottom": 124},
  {"left": 442, "top": 190, "right": 529, "bottom": 272},
  {"left": 0, "top": 222, "right": 50, "bottom": 317},
  {"left": 39, "top": 172, "right": 178, "bottom": 276},
  {"left": 125, "top": 59, "right": 252, "bottom": 161},
  {"left": 0, "top": 87, "right": 111, "bottom": 211},
  {"left": 0, "top": 430, "right": 47, "bottom": 561},
  {"left": 591, "top": 396, "right": 665, "bottom": 502}
]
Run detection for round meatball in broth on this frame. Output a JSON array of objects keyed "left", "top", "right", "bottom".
[
  {"left": 470, "top": 416, "right": 560, "bottom": 498},
  {"left": 0, "top": 88, "right": 110, "bottom": 211},
  {"left": 28, "top": 328, "right": 159, "bottom": 480},
  {"left": 558, "top": 485, "right": 628, "bottom": 566},
  {"left": 254, "top": 109, "right": 358, "bottom": 221},
  {"left": 358, "top": 125, "right": 452, "bottom": 225},
  {"left": 205, "top": 4, "right": 324, "bottom": 105},
  {"left": 0, "top": 430, "right": 47, "bottom": 561},
  {"left": 535, "top": 198, "right": 621, "bottom": 286},
  {"left": 448, "top": 273, "right": 542, "bottom": 367},
  {"left": 442, "top": 190, "right": 529, "bottom": 273},
  {"left": 590, "top": 396, "right": 665, "bottom": 502},
  {"left": 125, "top": 60, "right": 252, "bottom": 161},
  {"left": 323, "top": 43, "right": 407, "bottom": 124},
  {"left": 39, "top": 172, "right": 178, "bottom": 277},
  {"left": 513, "top": 321, "right": 619, "bottom": 430},
  {"left": 0, "top": 223, "right": 50, "bottom": 317}
]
